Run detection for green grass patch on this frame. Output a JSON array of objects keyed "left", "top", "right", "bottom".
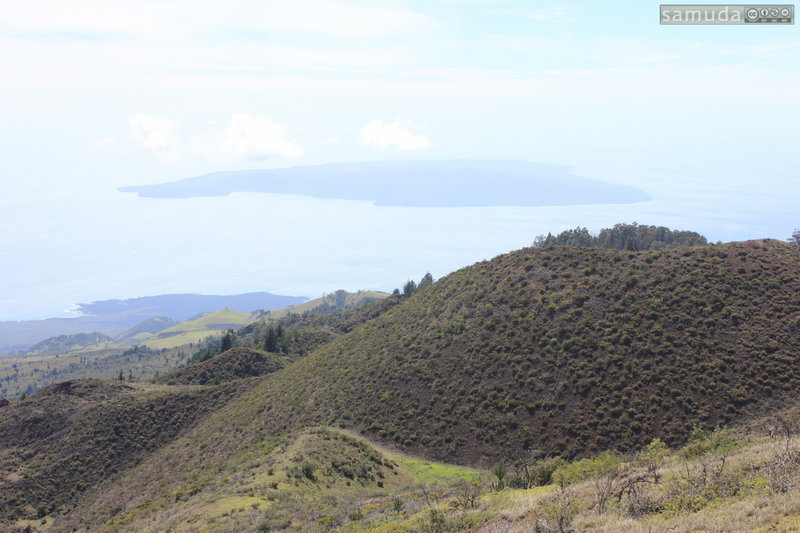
[{"left": 394, "top": 457, "right": 479, "bottom": 484}]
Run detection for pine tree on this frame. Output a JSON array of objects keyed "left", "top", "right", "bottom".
[{"left": 219, "top": 330, "right": 233, "bottom": 353}]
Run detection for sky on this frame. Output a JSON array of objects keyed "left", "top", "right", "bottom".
[{"left": 1, "top": 1, "right": 798, "bottom": 320}]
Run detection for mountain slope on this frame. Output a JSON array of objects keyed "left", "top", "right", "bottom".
[
  {"left": 155, "top": 347, "right": 285, "bottom": 385},
  {"left": 207, "top": 239, "right": 800, "bottom": 464},
  {"left": 141, "top": 309, "right": 254, "bottom": 349},
  {"left": 26, "top": 332, "right": 117, "bottom": 354},
  {"left": 4, "top": 238, "right": 800, "bottom": 530},
  {"left": 0, "top": 379, "right": 248, "bottom": 523},
  {"left": 115, "top": 316, "right": 179, "bottom": 343}
]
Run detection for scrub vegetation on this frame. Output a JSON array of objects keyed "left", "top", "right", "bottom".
[{"left": 2, "top": 226, "right": 800, "bottom": 531}]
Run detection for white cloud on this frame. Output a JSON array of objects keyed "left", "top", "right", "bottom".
[
  {"left": 129, "top": 114, "right": 179, "bottom": 161},
  {"left": 217, "top": 113, "right": 304, "bottom": 159},
  {"left": 360, "top": 119, "right": 431, "bottom": 151}
]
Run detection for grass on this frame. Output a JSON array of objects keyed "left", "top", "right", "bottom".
[
  {"left": 394, "top": 457, "right": 479, "bottom": 484},
  {"left": 142, "top": 309, "right": 254, "bottom": 349},
  {"left": 76, "top": 427, "right": 475, "bottom": 533}
]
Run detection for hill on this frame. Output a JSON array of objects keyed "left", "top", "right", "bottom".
[
  {"left": 4, "top": 238, "right": 800, "bottom": 531},
  {"left": 201, "top": 239, "right": 800, "bottom": 465},
  {"left": 141, "top": 309, "right": 254, "bottom": 349},
  {"left": 115, "top": 316, "right": 179, "bottom": 343},
  {"left": 0, "top": 379, "right": 249, "bottom": 525},
  {"left": 155, "top": 347, "right": 285, "bottom": 385},
  {"left": 0, "top": 291, "right": 390, "bottom": 400},
  {"left": 142, "top": 291, "right": 388, "bottom": 350},
  {"left": 26, "top": 332, "right": 118, "bottom": 355}
]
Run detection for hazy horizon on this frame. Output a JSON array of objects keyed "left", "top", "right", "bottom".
[{"left": 2, "top": 1, "right": 798, "bottom": 321}]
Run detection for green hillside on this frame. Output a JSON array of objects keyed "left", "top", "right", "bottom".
[
  {"left": 155, "top": 347, "right": 285, "bottom": 385},
  {"left": 142, "top": 309, "right": 254, "bottom": 349},
  {"left": 141, "top": 291, "right": 388, "bottom": 350},
  {"left": 203, "top": 239, "right": 800, "bottom": 464},
  {"left": 26, "top": 332, "right": 120, "bottom": 355},
  {"left": 115, "top": 316, "right": 179, "bottom": 343},
  {"left": 4, "top": 237, "right": 800, "bottom": 531}
]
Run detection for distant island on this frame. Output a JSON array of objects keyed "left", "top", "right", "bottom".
[{"left": 118, "top": 160, "right": 650, "bottom": 207}]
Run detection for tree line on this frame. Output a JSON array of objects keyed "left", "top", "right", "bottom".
[{"left": 534, "top": 222, "right": 707, "bottom": 251}]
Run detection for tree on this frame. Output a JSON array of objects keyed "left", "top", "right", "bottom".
[
  {"left": 417, "top": 272, "right": 434, "bottom": 291},
  {"left": 789, "top": 229, "right": 800, "bottom": 245},
  {"left": 625, "top": 236, "right": 636, "bottom": 251},
  {"left": 403, "top": 280, "right": 417, "bottom": 297},
  {"left": 264, "top": 326, "right": 278, "bottom": 352},
  {"left": 219, "top": 330, "right": 233, "bottom": 353}
]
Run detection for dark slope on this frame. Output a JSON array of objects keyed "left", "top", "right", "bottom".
[
  {"left": 155, "top": 347, "right": 285, "bottom": 385},
  {"left": 0, "top": 380, "right": 247, "bottom": 522},
  {"left": 216, "top": 239, "right": 800, "bottom": 465},
  {"left": 27, "top": 332, "right": 114, "bottom": 354}
]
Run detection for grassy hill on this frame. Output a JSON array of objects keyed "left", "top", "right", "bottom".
[
  {"left": 142, "top": 291, "right": 388, "bottom": 350},
  {"left": 141, "top": 309, "right": 254, "bottom": 349},
  {"left": 198, "top": 239, "right": 800, "bottom": 465},
  {"left": 155, "top": 347, "right": 285, "bottom": 385},
  {"left": 3, "top": 238, "right": 800, "bottom": 531},
  {"left": 26, "top": 332, "right": 120, "bottom": 355},
  {"left": 115, "top": 317, "right": 179, "bottom": 344}
]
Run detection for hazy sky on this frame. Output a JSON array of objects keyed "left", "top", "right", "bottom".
[{"left": 1, "top": 1, "right": 798, "bottom": 320}]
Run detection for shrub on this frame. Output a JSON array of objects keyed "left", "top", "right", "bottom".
[
  {"left": 679, "top": 427, "right": 741, "bottom": 459},
  {"left": 537, "top": 486, "right": 581, "bottom": 533},
  {"left": 637, "top": 438, "right": 669, "bottom": 483}
]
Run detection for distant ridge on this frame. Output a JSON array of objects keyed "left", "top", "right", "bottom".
[
  {"left": 76, "top": 292, "right": 307, "bottom": 319},
  {"left": 0, "top": 292, "right": 307, "bottom": 351},
  {"left": 27, "top": 332, "right": 116, "bottom": 355},
  {"left": 118, "top": 160, "right": 650, "bottom": 207}
]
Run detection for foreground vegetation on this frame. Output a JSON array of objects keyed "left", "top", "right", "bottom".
[{"left": 7, "top": 414, "right": 800, "bottom": 532}]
